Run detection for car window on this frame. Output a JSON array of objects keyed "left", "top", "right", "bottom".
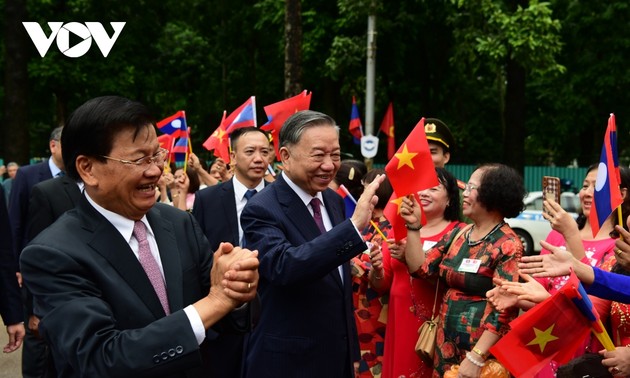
[
  {"left": 561, "top": 194, "right": 578, "bottom": 213},
  {"left": 526, "top": 197, "right": 544, "bottom": 211}
]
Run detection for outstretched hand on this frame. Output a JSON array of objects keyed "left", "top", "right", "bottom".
[
  {"left": 519, "top": 240, "right": 574, "bottom": 277},
  {"left": 210, "top": 243, "right": 259, "bottom": 306}
]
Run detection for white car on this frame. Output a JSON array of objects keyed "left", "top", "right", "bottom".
[{"left": 506, "top": 191, "right": 580, "bottom": 255}]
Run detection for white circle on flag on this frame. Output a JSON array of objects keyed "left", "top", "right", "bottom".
[
  {"left": 595, "top": 162, "right": 607, "bottom": 192},
  {"left": 171, "top": 119, "right": 182, "bottom": 129}
]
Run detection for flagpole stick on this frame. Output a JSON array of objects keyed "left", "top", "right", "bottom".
[
  {"left": 592, "top": 319, "right": 616, "bottom": 351},
  {"left": 618, "top": 205, "right": 623, "bottom": 228},
  {"left": 370, "top": 220, "right": 388, "bottom": 241}
]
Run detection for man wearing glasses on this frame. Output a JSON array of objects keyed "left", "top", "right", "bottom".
[{"left": 20, "top": 96, "right": 259, "bottom": 377}]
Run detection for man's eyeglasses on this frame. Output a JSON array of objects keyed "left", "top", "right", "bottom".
[
  {"left": 463, "top": 183, "right": 478, "bottom": 193},
  {"left": 101, "top": 148, "right": 168, "bottom": 171}
]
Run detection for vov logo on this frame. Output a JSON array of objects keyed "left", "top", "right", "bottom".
[{"left": 22, "top": 22, "right": 126, "bottom": 58}]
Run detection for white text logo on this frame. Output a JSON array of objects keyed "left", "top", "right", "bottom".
[{"left": 22, "top": 22, "right": 126, "bottom": 58}]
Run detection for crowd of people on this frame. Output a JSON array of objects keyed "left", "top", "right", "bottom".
[{"left": 0, "top": 94, "right": 628, "bottom": 378}]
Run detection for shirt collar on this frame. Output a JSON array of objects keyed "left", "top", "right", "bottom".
[
  {"left": 48, "top": 157, "right": 62, "bottom": 177},
  {"left": 233, "top": 176, "right": 265, "bottom": 200},
  {"left": 84, "top": 192, "right": 153, "bottom": 243},
  {"left": 281, "top": 172, "right": 324, "bottom": 208}
]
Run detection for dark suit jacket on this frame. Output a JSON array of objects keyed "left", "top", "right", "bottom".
[
  {"left": 193, "top": 178, "right": 270, "bottom": 249},
  {"left": 20, "top": 195, "right": 248, "bottom": 378},
  {"left": 0, "top": 185, "right": 22, "bottom": 325},
  {"left": 8, "top": 161, "right": 53, "bottom": 256},
  {"left": 26, "top": 175, "right": 82, "bottom": 242},
  {"left": 240, "top": 174, "right": 367, "bottom": 378},
  {"left": 192, "top": 179, "right": 240, "bottom": 248}
]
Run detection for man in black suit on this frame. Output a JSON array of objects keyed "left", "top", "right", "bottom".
[
  {"left": 8, "top": 126, "right": 64, "bottom": 257},
  {"left": 192, "top": 126, "right": 270, "bottom": 377},
  {"left": 0, "top": 184, "right": 24, "bottom": 353},
  {"left": 20, "top": 175, "right": 83, "bottom": 375},
  {"left": 240, "top": 110, "right": 383, "bottom": 377},
  {"left": 20, "top": 96, "right": 259, "bottom": 377},
  {"left": 7, "top": 126, "right": 64, "bottom": 378}
]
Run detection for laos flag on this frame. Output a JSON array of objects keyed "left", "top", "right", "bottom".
[
  {"left": 157, "top": 111, "right": 186, "bottom": 138},
  {"left": 335, "top": 184, "right": 357, "bottom": 219},
  {"left": 589, "top": 114, "right": 623, "bottom": 237},
  {"left": 349, "top": 96, "right": 363, "bottom": 145}
]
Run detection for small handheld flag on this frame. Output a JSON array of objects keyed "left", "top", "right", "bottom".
[
  {"left": 349, "top": 96, "right": 363, "bottom": 144},
  {"left": 589, "top": 114, "right": 623, "bottom": 237},
  {"left": 157, "top": 111, "right": 187, "bottom": 138}
]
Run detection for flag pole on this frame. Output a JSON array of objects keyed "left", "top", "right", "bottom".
[
  {"left": 618, "top": 205, "right": 624, "bottom": 228},
  {"left": 370, "top": 220, "right": 387, "bottom": 241}
]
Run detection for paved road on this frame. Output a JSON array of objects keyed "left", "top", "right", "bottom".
[{"left": 0, "top": 319, "right": 22, "bottom": 377}]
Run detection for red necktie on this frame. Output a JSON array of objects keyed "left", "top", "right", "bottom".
[
  {"left": 133, "top": 221, "right": 170, "bottom": 315},
  {"left": 310, "top": 198, "right": 326, "bottom": 234}
]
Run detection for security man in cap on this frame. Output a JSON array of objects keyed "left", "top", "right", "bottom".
[
  {"left": 424, "top": 118, "right": 454, "bottom": 168},
  {"left": 424, "top": 118, "right": 466, "bottom": 190}
]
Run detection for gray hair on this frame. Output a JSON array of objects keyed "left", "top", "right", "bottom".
[
  {"left": 50, "top": 126, "right": 63, "bottom": 141},
  {"left": 7, "top": 162, "right": 18, "bottom": 169},
  {"left": 279, "top": 110, "right": 338, "bottom": 148}
]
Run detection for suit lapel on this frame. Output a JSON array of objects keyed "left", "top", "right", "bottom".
[
  {"left": 221, "top": 180, "right": 240, "bottom": 245},
  {"left": 79, "top": 197, "right": 168, "bottom": 318},
  {"left": 275, "top": 175, "right": 321, "bottom": 241},
  {"left": 147, "top": 207, "right": 184, "bottom": 312},
  {"left": 323, "top": 189, "right": 350, "bottom": 290}
]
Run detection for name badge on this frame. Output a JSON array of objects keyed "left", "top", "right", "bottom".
[{"left": 458, "top": 258, "right": 482, "bottom": 273}]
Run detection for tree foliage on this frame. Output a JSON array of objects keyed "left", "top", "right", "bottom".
[{"left": 1, "top": 0, "right": 630, "bottom": 169}]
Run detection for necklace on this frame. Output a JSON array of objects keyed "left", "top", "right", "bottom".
[{"left": 466, "top": 222, "right": 506, "bottom": 246}]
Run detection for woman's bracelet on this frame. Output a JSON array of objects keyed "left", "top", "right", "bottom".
[
  {"left": 405, "top": 223, "right": 422, "bottom": 231},
  {"left": 472, "top": 347, "right": 488, "bottom": 360},
  {"left": 465, "top": 352, "right": 485, "bottom": 368}
]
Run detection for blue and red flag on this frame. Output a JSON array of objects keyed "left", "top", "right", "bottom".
[
  {"left": 223, "top": 96, "right": 257, "bottom": 134},
  {"left": 349, "top": 96, "right": 363, "bottom": 145},
  {"left": 157, "top": 111, "right": 187, "bottom": 138},
  {"left": 335, "top": 184, "right": 357, "bottom": 218},
  {"left": 572, "top": 278, "right": 616, "bottom": 351},
  {"left": 589, "top": 114, "right": 623, "bottom": 237},
  {"left": 172, "top": 127, "right": 190, "bottom": 169}
]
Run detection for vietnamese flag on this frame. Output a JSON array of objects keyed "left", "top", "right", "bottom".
[
  {"left": 589, "top": 113, "right": 623, "bottom": 237},
  {"left": 261, "top": 90, "right": 312, "bottom": 158},
  {"left": 202, "top": 111, "right": 231, "bottom": 162},
  {"left": 490, "top": 273, "right": 592, "bottom": 377},
  {"left": 382, "top": 192, "right": 407, "bottom": 241},
  {"left": 384, "top": 118, "right": 438, "bottom": 197},
  {"left": 157, "top": 134, "right": 175, "bottom": 154},
  {"left": 379, "top": 102, "right": 395, "bottom": 159}
]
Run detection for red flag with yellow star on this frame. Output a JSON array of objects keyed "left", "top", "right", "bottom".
[
  {"left": 202, "top": 111, "right": 231, "bottom": 162},
  {"left": 382, "top": 192, "right": 407, "bottom": 241},
  {"left": 489, "top": 272, "right": 591, "bottom": 377},
  {"left": 384, "top": 118, "right": 438, "bottom": 197}
]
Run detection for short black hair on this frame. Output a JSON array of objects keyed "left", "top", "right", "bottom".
[
  {"left": 61, "top": 96, "right": 156, "bottom": 181},
  {"left": 363, "top": 168, "right": 393, "bottom": 210},
  {"left": 436, "top": 167, "right": 461, "bottom": 222},
  {"left": 334, "top": 159, "right": 367, "bottom": 201},
  {"left": 229, "top": 127, "right": 269, "bottom": 151},
  {"left": 475, "top": 163, "right": 525, "bottom": 218}
]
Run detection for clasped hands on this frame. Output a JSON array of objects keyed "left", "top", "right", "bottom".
[{"left": 210, "top": 242, "right": 259, "bottom": 307}]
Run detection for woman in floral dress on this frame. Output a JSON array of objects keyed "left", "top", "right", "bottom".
[{"left": 402, "top": 163, "right": 524, "bottom": 377}]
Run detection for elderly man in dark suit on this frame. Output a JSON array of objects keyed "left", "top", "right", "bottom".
[
  {"left": 0, "top": 184, "right": 24, "bottom": 353},
  {"left": 192, "top": 126, "right": 269, "bottom": 377},
  {"left": 20, "top": 96, "right": 259, "bottom": 377},
  {"left": 241, "top": 110, "right": 383, "bottom": 378}
]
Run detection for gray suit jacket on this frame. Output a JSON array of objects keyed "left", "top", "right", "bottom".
[{"left": 20, "top": 195, "right": 248, "bottom": 378}]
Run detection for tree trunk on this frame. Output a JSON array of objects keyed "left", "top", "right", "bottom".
[
  {"left": 3, "top": 0, "right": 29, "bottom": 165},
  {"left": 503, "top": 57, "right": 526, "bottom": 174},
  {"left": 284, "top": 0, "right": 302, "bottom": 98}
]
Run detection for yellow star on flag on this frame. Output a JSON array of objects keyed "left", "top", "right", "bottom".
[
  {"left": 526, "top": 324, "right": 559, "bottom": 353},
  {"left": 389, "top": 196, "right": 405, "bottom": 215},
  {"left": 394, "top": 144, "right": 418, "bottom": 170},
  {"left": 212, "top": 128, "right": 226, "bottom": 139}
]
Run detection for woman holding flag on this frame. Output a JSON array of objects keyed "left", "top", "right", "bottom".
[
  {"left": 400, "top": 163, "right": 524, "bottom": 378},
  {"left": 369, "top": 168, "right": 463, "bottom": 378}
]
